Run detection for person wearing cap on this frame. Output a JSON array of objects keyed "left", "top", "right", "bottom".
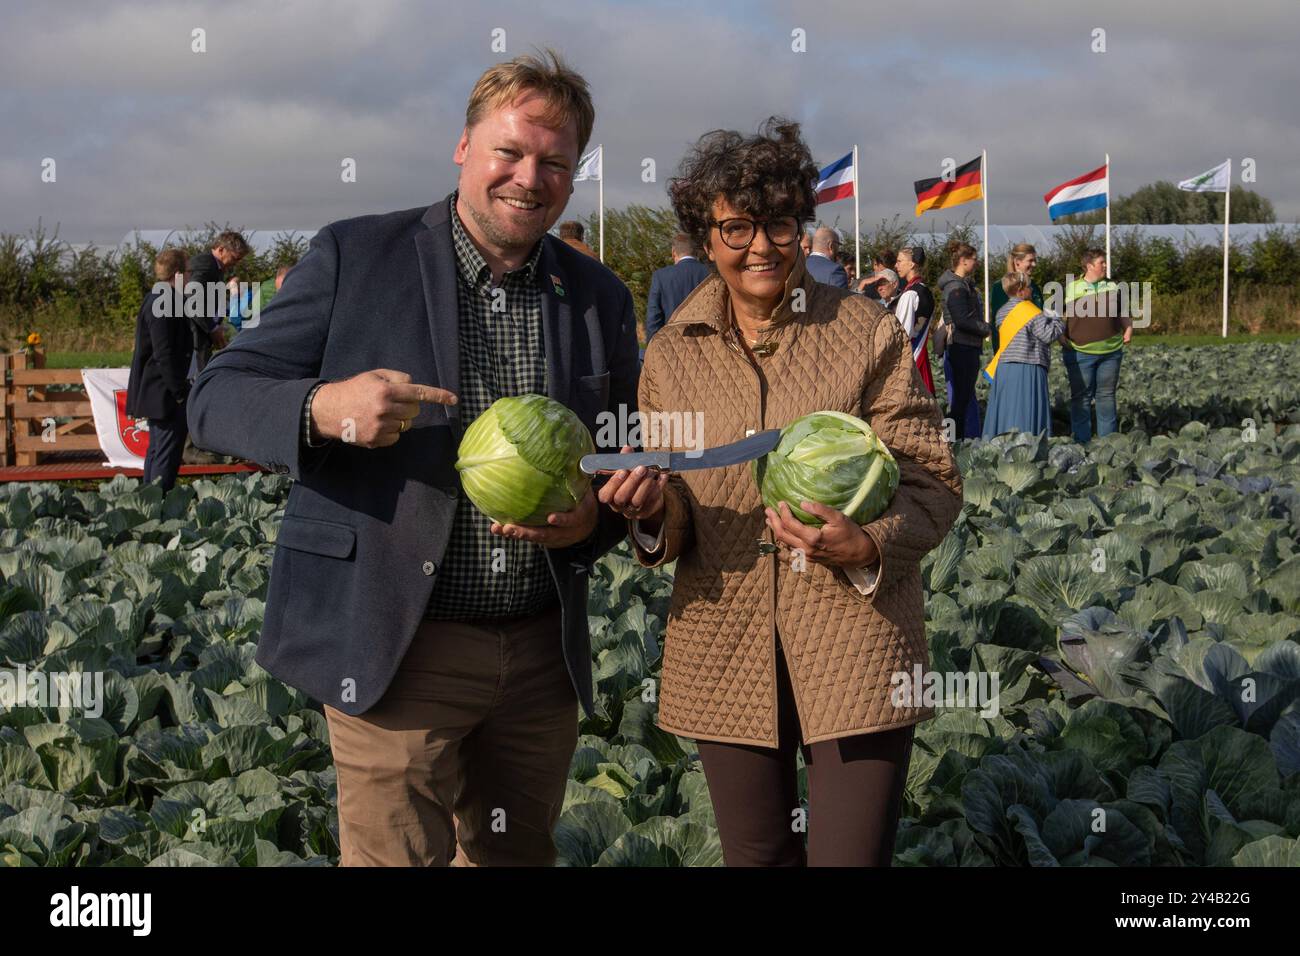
[
  {"left": 875, "top": 268, "right": 900, "bottom": 307},
  {"left": 855, "top": 248, "right": 898, "bottom": 300}
]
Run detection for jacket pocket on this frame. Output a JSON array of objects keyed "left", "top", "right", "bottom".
[
  {"left": 276, "top": 515, "right": 357, "bottom": 559},
  {"left": 576, "top": 371, "right": 610, "bottom": 402},
  {"left": 801, "top": 560, "right": 877, "bottom": 605},
  {"left": 573, "top": 371, "right": 611, "bottom": 432}
]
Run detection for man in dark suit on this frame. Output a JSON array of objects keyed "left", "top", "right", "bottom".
[
  {"left": 804, "top": 225, "right": 849, "bottom": 288},
  {"left": 188, "top": 52, "right": 639, "bottom": 867},
  {"left": 186, "top": 230, "right": 249, "bottom": 377},
  {"left": 183, "top": 232, "right": 249, "bottom": 466},
  {"left": 644, "top": 232, "right": 711, "bottom": 342},
  {"left": 125, "top": 249, "right": 194, "bottom": 492}
]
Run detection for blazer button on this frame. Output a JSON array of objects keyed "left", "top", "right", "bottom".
[{"left": 422, "top": 561, "right": 436, "bottom": 576}]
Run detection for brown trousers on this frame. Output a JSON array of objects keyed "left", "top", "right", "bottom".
[
  {"left": 323, "top": 604, "right": 576, "bottom": 866},
  {"left": 695, "top": 634, "right": 916, "bottom": 867}
]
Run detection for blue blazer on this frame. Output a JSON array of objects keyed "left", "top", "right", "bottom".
[
  {"left": 187, "top": 194, "right": 641, "bottom": 718},
  {"left": 125, "top": 290, "right": 194, "bottom": 420},
  {"left": 804, "top": 252, "right": 849, "bottom": 288},
  {"left": 645, "top": 257, "right": 712, "bottom": 341}
]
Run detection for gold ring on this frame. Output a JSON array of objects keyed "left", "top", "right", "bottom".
[{"left": 399, "top": 418, "right": 410, "bottom": 433}]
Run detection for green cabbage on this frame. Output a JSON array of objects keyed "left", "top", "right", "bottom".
[
  {"left": 455, "top": 394, "right": 594, "bottom": 526},
  {"left": 751, "top": 410, "right": 899, "bottom": 526}
]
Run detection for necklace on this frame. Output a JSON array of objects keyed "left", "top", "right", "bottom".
[{"left": 730, "top": 304, "right": 782, "bottom": 357}]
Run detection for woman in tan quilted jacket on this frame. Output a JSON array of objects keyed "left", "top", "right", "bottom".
[{"left": 596, "top": 118, "right": 963, "bottom": 866}]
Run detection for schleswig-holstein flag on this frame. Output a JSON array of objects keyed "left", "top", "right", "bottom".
[{"left": 815, "top": 152, "right": 855, "bottom": 204}]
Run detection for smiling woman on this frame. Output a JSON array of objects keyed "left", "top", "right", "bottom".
[
  {"left": 602, "top": 116, "right": 965, "bottom": 868},
  {"left": 667, "top": 119, "right": 819, "bottom": 352}
]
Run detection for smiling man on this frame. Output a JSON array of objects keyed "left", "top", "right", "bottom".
[{"left": 187, "top": 51, "right": 640, "bottom": 866}]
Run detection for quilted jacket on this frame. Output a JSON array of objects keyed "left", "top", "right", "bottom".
[{"left": 632, "top": 254, "right": 963, "bottom": 747}]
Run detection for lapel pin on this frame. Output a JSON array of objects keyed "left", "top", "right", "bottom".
[{"left": 550, "top": 274, "right": 566, "bottom": 297}]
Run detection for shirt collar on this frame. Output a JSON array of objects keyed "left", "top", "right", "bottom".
[{"left": 449, "top": 191, "right": 543, "bottom": 287}]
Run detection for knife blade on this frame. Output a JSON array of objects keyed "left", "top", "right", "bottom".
[{"left": 580, "top": 428, "right": 781, "bottom": 475}]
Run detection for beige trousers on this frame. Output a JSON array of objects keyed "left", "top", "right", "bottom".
[{"left": 323, "top": 604, "right": 576, "bottom": 866}]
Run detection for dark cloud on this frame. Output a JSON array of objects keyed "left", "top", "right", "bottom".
[{"left": 2, "top": 0, "right": 1296, "bottom": 244}]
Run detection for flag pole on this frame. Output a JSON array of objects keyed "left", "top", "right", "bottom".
[
  {"left": 1221, "top": 158, "right": 1230, "bottom": 339},
  {"left": 853, "top": 145, "right": 861, "bottom": 279},
  {"left": 982, "top": 149, "right": 990, "bottom": 327},
  {"left": 1104, "top": 153, "right": 1111, "bottom": 279},
  {"left": 598, "top": 144, "right": 605, "bottom": 263}
]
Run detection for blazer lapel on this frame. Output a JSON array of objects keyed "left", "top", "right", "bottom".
[
  {"left": 415, "top": 196, "right": 462, "bottom": 431},
  {"left": 538, "top": 239, "right": 574, "bottom": 408}
]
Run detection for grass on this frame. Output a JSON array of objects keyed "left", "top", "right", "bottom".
[{"left": 44, "top": 351, "right": 133, "bottom": 368}]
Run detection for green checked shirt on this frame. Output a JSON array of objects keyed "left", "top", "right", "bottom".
[{"left": 423, "top": 196, "right": 556, "bottom": 620}]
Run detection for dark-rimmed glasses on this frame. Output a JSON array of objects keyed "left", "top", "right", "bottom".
[{"left": 711, "top": 216, "right": 801, "bottom": 250}]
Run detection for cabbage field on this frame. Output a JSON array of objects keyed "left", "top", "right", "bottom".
[{"left": 1, "top": 342, "right": 1299, "bottom": 867}]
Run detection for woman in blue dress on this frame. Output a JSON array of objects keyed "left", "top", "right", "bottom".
[{"left": 982, "top": 271, "right": 1065, "bottom": 439}]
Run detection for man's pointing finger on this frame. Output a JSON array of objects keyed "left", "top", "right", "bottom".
[{"left": 393, "top": 383, "right": 458, "bottom": 405}]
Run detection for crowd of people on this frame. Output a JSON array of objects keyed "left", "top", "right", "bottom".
[
  {"left": 124, "top": 232, "right": 296, "bottom": 491},
  {"left": 642, "top": 228, "right": 1129, "bottom": 444}
]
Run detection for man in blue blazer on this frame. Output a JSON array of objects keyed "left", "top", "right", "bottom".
[
  {"left": 804, "top": 226, "right": 849, "bottom": 288},
  {"left": 644, "top": 232, "right": 711, "bottom": 342},
  {"left": 125, "top": 248, "right": 193, "bottom": 492},
  {"left": 187, "top": 52, "right": 640, "bottom": 867}
]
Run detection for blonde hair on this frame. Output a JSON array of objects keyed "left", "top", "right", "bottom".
[
  {"left": 1006, "top": 242, "right": 1036, "bottom": 275},
  {"left": 154, "top": 248, "right": 186, "bottom": 282},
  {"left": 1001, "top": 270, "right": 1031, "bottom": 297},
  {"left": 465, "top": 50, "right": 595, "bottom": 155}
]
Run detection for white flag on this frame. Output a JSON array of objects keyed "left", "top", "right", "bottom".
[
  {"left": 81, "top": 368, "right": 150, "bottom": 468},
  {"left": 1178, "top": 159, "right": 1230, "bottom": 193},
  {"left": 573, "top": 145, "right": 601, "bottom": 183}
]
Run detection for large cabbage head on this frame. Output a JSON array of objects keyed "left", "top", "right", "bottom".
[
  {"left": 751, "top": 411, "right": 898, "bottom": 526},
  {"left": 455, "top": 394, "right": 594, "bottom": 526}
]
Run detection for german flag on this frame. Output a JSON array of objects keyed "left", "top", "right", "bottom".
[{"left": 914, "top": 155, "right": 983, "bottom": 216}]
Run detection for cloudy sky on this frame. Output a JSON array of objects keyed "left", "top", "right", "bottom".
[{"left": 2, "top": 0, "right": 1297, "bottom": 244}]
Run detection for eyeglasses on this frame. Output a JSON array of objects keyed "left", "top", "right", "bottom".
[{"left": 711, "top": 216, "right": 801, "bottom": 250}]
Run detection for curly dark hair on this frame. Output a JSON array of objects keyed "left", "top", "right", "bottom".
[{"left": 668, "top": 117, "right": 820, "bottom": 258}]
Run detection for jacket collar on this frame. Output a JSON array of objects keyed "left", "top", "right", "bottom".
[
  {"left": 413, "top": 193, "right": 575, "bottom": 431},
  {"left": 670, "top": 252, "right": 812, "bottom": 333}
]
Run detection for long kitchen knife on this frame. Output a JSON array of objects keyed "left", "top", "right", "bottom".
[{"left": 580, "top": 428, "right": 781, "bottom": 475}]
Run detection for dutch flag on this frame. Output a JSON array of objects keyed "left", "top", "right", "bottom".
[
  {"left": 815, "top": 151, "right": 855, "bottom": 204},
  {"left": 1044, "top": 163, "right": 1108, "bottom": 221}
]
